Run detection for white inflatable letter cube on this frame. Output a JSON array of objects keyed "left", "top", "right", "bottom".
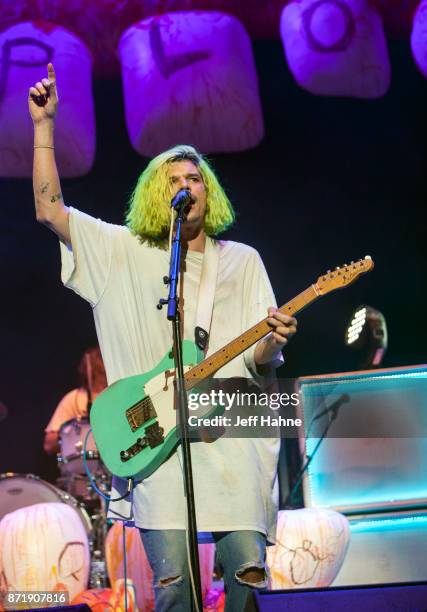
[
  {"left": 0, "top": 21, "right": 95, "bottom": 177},
  {"left": 411, "top": 1, "right": 427, "bottom": 79},
  {"left": 119, "top": 12, "right": 264, "bottom": 156},
  {"left": 281, "top": 0, "right": 390, "bottom": 98}
]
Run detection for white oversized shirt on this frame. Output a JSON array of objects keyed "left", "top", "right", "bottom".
[{"left": 60, "top": 207, "right": 281, "bottom": 542}]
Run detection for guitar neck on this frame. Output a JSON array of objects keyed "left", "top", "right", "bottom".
[{"left": 184, "top": 284, "right": 319, "bottom": 390}]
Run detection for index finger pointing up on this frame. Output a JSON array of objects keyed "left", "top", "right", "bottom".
[{"left": 47, "top": 63, "right": 56, "bottom": 83}]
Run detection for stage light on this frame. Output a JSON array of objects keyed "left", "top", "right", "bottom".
[{"left": 345, "top": 305, "right": 387, "bottom": 368}]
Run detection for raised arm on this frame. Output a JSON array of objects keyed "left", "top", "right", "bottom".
[{"left": 29, "top": 63, "right": 71, "bottom": 244}]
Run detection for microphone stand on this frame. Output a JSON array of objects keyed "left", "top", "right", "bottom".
[
  {"left": 157, "top": 197, "right": 203, "bottom": 611},
  {"left": 85, "top": 353, "right": 93, "bottom": 414},
  {"left": 284, "top": 394, "right": 350, "bottom": 508}
]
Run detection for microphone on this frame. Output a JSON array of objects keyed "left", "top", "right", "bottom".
[
  {"left": 312, "top": 394, "right": 350, "bottom": 422},
  {"left": 171, "top": 188, "right": 193, "bottom": 211}
]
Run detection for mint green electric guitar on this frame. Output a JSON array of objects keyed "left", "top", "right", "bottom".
[{"left": 90, "top": 257, "right": 374, "bottom": 481}]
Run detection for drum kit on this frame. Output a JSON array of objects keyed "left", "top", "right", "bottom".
[
  {"left": 0, "top": 417, "right": 111, "bottom": 593},
  {"left": 0, "top": 416, "right": 219, "bottom": 611}
]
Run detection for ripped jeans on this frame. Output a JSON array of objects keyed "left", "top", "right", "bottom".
[{"left": 139, "top": 529, "right": 268, "bottom": 612}]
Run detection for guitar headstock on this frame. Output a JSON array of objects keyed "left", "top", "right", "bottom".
[{"left": 315, "top": 256, "right": 374, "bottom": 295}]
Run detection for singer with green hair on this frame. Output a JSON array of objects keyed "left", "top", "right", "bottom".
[
  {"left": 30, "top": 63, "right": 298, "bottom": 612},
  {"left": 126, "top": 144, "right": 235, "bottom": 242}
]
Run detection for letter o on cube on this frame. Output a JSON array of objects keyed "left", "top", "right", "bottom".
[
  {"left": 281, "top": 0, "right": 391, "bottom": 98},
  {"left": 0, "top": 21, "right": 95, "bottom": 177},
  {"left": 119, "top": 12, "right": 264, "bottom": 156}
]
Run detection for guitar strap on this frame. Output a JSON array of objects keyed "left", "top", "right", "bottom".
[{"left": 194, "top": 237, "right": 220, "bottom": 354}]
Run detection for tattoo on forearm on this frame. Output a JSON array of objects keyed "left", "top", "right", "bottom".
[
  {"left": 50, "top": 192, "right": 62, "bottom": 203},
  {"left": 40, "top": 182, "right": 49, "bottom": 194}
]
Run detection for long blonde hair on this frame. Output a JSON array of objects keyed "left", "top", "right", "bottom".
[{"left": 126, "top": 145, "right": 235, "bottom": 242}]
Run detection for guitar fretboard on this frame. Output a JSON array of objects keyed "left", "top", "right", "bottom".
[{"left": 184, "top": 284, "right": 319, "bottom": 390}]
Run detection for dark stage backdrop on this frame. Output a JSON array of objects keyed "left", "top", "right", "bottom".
[{"left": 0, "top": 41, "right": 426, "bottom": 484}]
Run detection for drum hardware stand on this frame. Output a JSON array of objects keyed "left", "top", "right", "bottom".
[
  {"left": 87, "top": 475, "right": 110, "bottom": 588},
  {"left": 90, "top": 549, "right": 108, "bottom": 589},
  {"left": 56, "top": 417, "right": 135, "bottom": 592},
  {"left": 56, "top": 463, "right": 110, "bottom": 587}
]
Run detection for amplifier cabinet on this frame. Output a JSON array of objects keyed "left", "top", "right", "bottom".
[{"left": 296, "top": 364, "right": 427, "bottom": 513}]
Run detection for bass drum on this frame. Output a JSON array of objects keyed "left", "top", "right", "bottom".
[
  {"left": 0, "top": 473, "right": 91, "bottom": 600},
  {"left": 0, "top": 472, "right": 91, "bottom": 532}
]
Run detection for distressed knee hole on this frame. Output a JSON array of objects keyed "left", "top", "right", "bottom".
[
  {"left": 157, "top": 575, "right": 182, "bottom": 588},
  {"left": 235, "top": 562, "right": 268, "bottom": 589}
]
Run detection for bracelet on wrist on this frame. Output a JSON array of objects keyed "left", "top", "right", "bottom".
[{"left": 34, "top": 145, "right": 54, "bottom": 149}]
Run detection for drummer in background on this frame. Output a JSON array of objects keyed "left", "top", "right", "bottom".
[{"left": 44, "top": 347, "right": 107, "bottom": 455}]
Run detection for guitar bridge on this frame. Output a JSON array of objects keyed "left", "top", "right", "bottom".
[
  {"left": 120, "top": 423, "right": 165, "bottom": 463},
  {"left": 126, "top": 395, "right": 157, "bottom": 432}
]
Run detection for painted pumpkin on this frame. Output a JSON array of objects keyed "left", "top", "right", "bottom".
[
  {"left": 266, "top": 508, "right": 350, "bottom": 589},
  {"left": 0, "top": 502, "right": 90, "bottom": 602}
]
